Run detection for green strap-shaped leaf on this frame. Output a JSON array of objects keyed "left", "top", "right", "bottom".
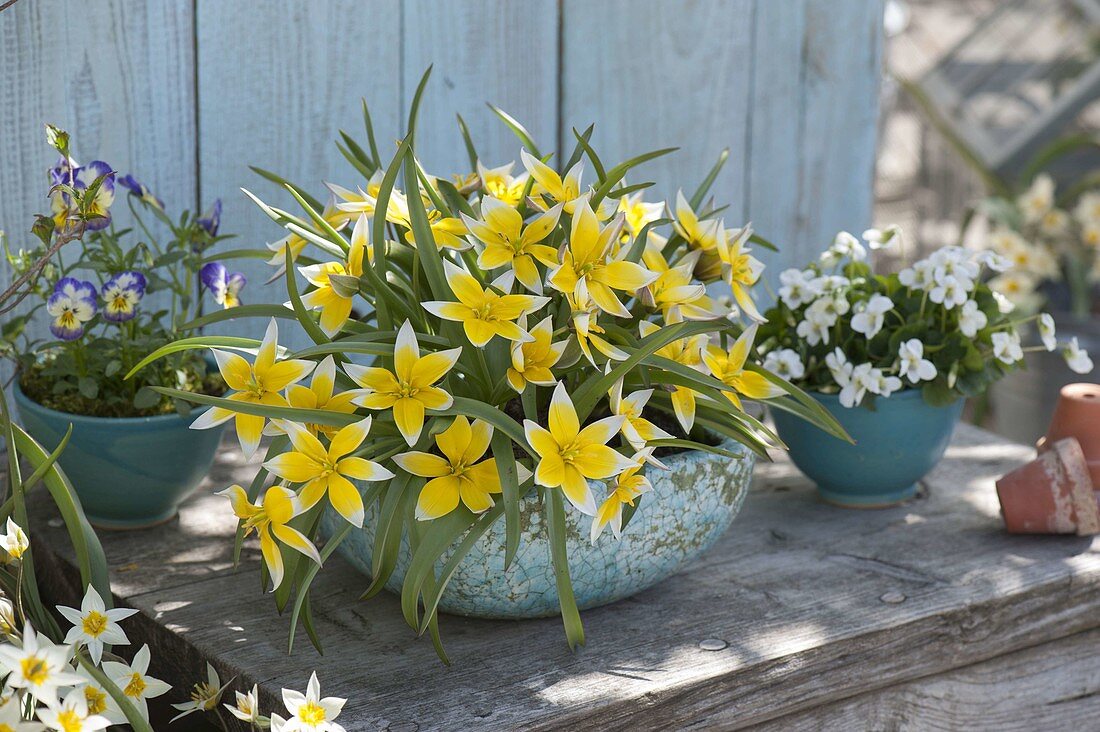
[
  {"left": 284, "top": 248, "right": 331, "bottom": 346},
  {"left": 745, "top": 364, "right": 851, "bottom": 442},
  {"left": 491, "top": 430, "right": 522, "bottom": 569},
  {"left": 361, "top": 472, "right": 415, "bottom": 599},
  {"left": 487, "top": 103, "right": 542, "bottom": 158},
  {"left": 455, "top": 113, "right": 479, "bottom": 171},
  {"left": 362, "top": 97, "right": 382, "bottom": 170},
  {"left": 125, "top": 335, "right": 261, "bottom": 379},
  {"left": 571, "top": 127, "right": 606, "bottom": 181},
  {"left": 250, "top": 166, "right": 325, "bottom": 211},
  {"left": 589, "top": 147, "right": 678, "bottom": 207},
  {"left": 400, "top": 509, "right": 473, "bottom": 630},
  {"left": 545, "top": 489, "right": 585, "bottom": 650},
  {"left": 562, "top": 124, "right": 595, "bottom": 173},
  {"left": 77, "top": 656, "right": 154, "bottom": 732},
  {"left": 149, "top": 387, "right": 358, "bottom": 427},
  {"left": 402, "top": 149, "right": 452, "bottom": 302},
  {"left": 407, "top": 66, "right": 433, "bottom": 136},
  {"left": 689, "top": 148, "right": 729, "bottom": 210},
  {"left": 180, "top": 303, "right": 297, "bottom": 330}
]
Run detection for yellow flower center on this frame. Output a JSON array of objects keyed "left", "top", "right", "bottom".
[
  {"left": 56, "top": 709, "right": 83, "bottom": 732},
  {"left": 191, "top": 681, "right": 220, "bottom": 710},
  {"left": 397, "top": 383, "right": 420, "bottom": 399},
  {"left": 57, "top": 311, "right": 78, "bottom": 328},
  {"left": 124, "top": 672, "right": 147, "bottom": 698},
  {"left": 299, "top": 701, "right": 327, "bottom": 724},
  {"left": 82, "top": 610, "right": 108, "bottom": 637},
  {"left": 21, "top": 655, "right": 49, "bottom": 685},
  {"left": 559, "top": 441, "right": 582, "bottom": 464},
  {"left": 85, "top": 685, "right": 108, "bottom": 715}
]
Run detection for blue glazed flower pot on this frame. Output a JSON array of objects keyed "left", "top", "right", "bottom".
[
  {"left": 771, "top": 388, "right": 964, "bottom": 507},
  {"left": 321, "top": 439, "right": 755, "bottom": 619},
  {"left": 14, "top": 384, "right": 225, "bottom": 529}
]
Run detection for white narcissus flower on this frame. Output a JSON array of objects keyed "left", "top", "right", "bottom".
[
  {"left": 1064, "top": 337, "right": 1094, "bottom": 375},
  {"left": 958, "top": 300, "right": 988, "bottom": 338},
  {"left": 0, "top": 518, "right": 29, "bottom": 560},
  {"left": 862, "top": 225, "right": 901, "bottom": 249},
  {"left": 850, "top": 294, "right": 893, "bottom": 339},
  {"left": 0, "top": 624, "right": 82, "bottom": 708},
  {"left": 101, "top": 644, "right": 171, "bottom": 722},
  {"left": 57, "top": 585, "right": 137, "bottom": 665},
  {"left": 1038, "top": 313, "right": 1057, "bottom": 352},
  {"left": 991, "top": 331, "right": 1024, "bottom": 365},
  {"left": 897, "top": 339, "right": 937, "bottom": 383},
  {"left": 763, "top": 348, "right": 805, "bottom": 381},
  {"left": 281, "top": 672, "right": 346, "bottom": 732},
  {"left": 36, "top": 688, "right": 110, "bottom": 732}
]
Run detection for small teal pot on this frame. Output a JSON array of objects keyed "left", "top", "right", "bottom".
[
  {"left": 321, "top": 439, "right": 755, "bottom": 619},
  {"left": 771, "top": 388, "right": 964, "bottom": 507},
  {"left": 14, "top": 384, "right": 225, "bottom": 530}
]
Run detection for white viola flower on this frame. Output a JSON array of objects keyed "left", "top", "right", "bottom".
[
  {"left": 898, "top": 339, "right": 937, "bottom": 383},
  {"left": 930, "top": 247, "right": 978, "bottom": 286},
  {"left": 1018, "top": 173, "right": 1055, "bottom": 223},
  {"left": 974, "top": 249, "right": 1010, "bottom": 273},
  {"left": 958, "top": 300, "right": 988, "bottom": 338},
  {"left": 0, "top": 518, "right": 29, "bottom": 561},
  {"left": 992, "top": 290, "right": 1016, "bottom": 314},
  {"left": 991, "top": 331, "right": 1024, "bottom": 365},
  {"left": 281, "top": 672, "right": 346, "bottom": 732},
  {"left": 102, "top": 644, "right": 172, "bottom": 723},
  {"left": 1074, "top": 191, "right": 1100, "bottom": 225},
  {"left": 171, "top": 663, "right": 234, "bottom": 722},
  {"left": 763, "top": 348, "right": 805, "bottom": 381},
  {"left": 795, "top": 317, "right": 828, "bottom": 347},
  {"left": 37, "top": 688, "right": 110, "bottom": 732},
  {"left": 898, "top": 260, "right": 934, "bottom": 291},
  {"left": 814, "top": 274, "right": 852, "bottom": 294},
  {"left": 226, "top": 683, "right": 264, "bottom": 726},
  {"left": 928, "top": 274, "right": 969, "bottom": 309},
  {"left": 840, "top": 362, "right": 874, "bottom": 408},
  {"left": 1064, "top": 337, "right": 1094, "bottom": 374},
  {"left": 1038, "top": 313, "right": 1057, "bottom": 352},
  {"left": 867, "top": 367, "right": 903, "bottom": 397},
  {"left": 778, "top": 268, "right": 816, "bottom": 309},
  {"left": 821, "top": 231, "right": 866, "bottom": 265},
  {"left": 862, "top": 224, "right": 901, "bottom": 250},
  {"left": 57, "top": 585, "right": 138, "bottom": 666},
  {"left": 0, "top": 624, "right": 82, "bottom": 707},
  {"left": 850, "top": 294, "right": 893, "bottom": 339}
]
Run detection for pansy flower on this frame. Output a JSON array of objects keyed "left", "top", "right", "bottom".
[
  {"left": 197, "top": 199, "right": 222, "bottom": 237},
  {"left": 118, "top": 174, "right": 164, "bottom": 210},
  {"left": 51, "top": 160, "right": 116, "bottom": 231},
  {"left": 200, "top": 261, "right": 246, "bottom": 308},
  {"left": 101, "top": 271, "right": 147, "bottom": 323},
  {"left": 47, "top": 277, "right": 98, "bottom": 340}
]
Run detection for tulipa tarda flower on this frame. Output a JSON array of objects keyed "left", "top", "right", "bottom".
[
  {"left": 219, "top": 484, "right": 320, "bottom": 590},
  {"left": 424, "top": 262, "right": 550, "bottom": 347},
  {"left": 702, "top": 324, "right": 784, "bottom": 409},
  {"left": 465, "top": 196, "right": 562, "bottom": 294}
]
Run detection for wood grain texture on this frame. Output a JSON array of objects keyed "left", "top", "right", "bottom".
[
  {"left": 32, "top": 425, "right": 1100, "bottom": 730},
  {"left": 195, "top": 0, "right": 402, "bottom": 345},
  {"left": 402, "top": 0, "right": 559, "bottom": 176},
  {"left": 0, "top": 0, "right": 195, "bottom": 344},
  {"left": 561, "top": 0, "right": 754, "bottom": 223}
]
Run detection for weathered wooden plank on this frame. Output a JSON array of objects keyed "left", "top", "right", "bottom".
[
  {"left": 402, "top": 0, "right": 559, "bottom": 177},
  {"left": 195, "top": 0, "right": 402, "bottom": 346},
  {"left": 32, "top": 425, "right": 1100, "bottom": 729},
  {"left": 0, "top": 0, "right": 196, "bottom": 342},
  {"left": 560, "top": 0, "right": 754, "bottom": 222},
  {"left": 758, "top": 628, "right": 1100, "bottom": 730}
]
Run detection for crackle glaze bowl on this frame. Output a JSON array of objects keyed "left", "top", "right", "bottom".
[{"left": 321, "top": 438, "right": 755, "bottom": 619}]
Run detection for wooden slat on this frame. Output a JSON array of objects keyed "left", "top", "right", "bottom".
[
  {"left": 560, "top": 0, "right": 755, "bottom": 222},
  {"left": 0, "top": 0, "right": 196, "bottom": 342},
  {"left": 32, "top": 425, "right": 1100, "bottom": 729},
  {"left": 195, "top": 0, "right": 402, "bottom": 346},
  {"left": 401, "top": 0, "right": 560, "bottom": 176}
]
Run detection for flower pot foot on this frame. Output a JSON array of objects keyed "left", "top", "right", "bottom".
[
  {"left": 817, "top": 483, "right": 919, "bottom": 509},
  {"left": 996, "top": 437, "right": 1099, "bottom": 536},
  {"left": 87, "top": 509, "right": 179, "bottom": 531}
]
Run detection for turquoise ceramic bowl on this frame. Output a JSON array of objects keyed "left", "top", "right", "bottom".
[
  {"left": 14, "top": 385, "right": 225, "bottom": 529},
  {"left": 771, "top": 388, "right": 964, "bottom": 507},
  {"left": 321, "top": 439, "right": 755, "bottom": 619}
]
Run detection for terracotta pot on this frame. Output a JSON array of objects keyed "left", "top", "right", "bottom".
[
  {"left": 996, "top": 438, "right": 1099, "bottom": 535},
  {"left": 1039, "top": 383, "right": 1100, "bottom": 487}
]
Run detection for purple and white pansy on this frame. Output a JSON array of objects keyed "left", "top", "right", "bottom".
[
  {"left": 118, "top": 174, "right": 164, "bottom": 211},
  {"left": 200, "top": 261, "right": 245, "bottom": 309},
  {"left": 101, "top": 271, "right": 148, "bottom": 323},
  {"left": 46, "top": 278, "right": 98, "bottom": 340},
  {"left": 49, "top": 159, "right": 116, "bottom": 231},
  {"left": 197, "top": 199, "right": 222, "bottom": 237}
]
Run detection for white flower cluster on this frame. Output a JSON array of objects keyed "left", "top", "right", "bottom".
[{"left": 825, "top": 348, "right": 904, "bottom": 408}]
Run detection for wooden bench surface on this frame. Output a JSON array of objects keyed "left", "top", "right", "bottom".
[{"left": 33, "top": 424, "right": 1100, "bottom": 730}]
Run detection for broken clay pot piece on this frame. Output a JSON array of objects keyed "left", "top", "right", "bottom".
[
  {"left": 996, "top": 437, "right": 1100, "bottom": 536},
  {"left": 1038, "top": 383, "right": 1100, "bottom": 487}
]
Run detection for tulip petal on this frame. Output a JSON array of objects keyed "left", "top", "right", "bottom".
[
  {"left": 337, "top": 456, "right": 394, "bottom": 482},
  {"left": 328, "top": 417, "right": 372, "bottom": 459},
  {"left": 393, "top": 397, "right": 425, "bottom": 445},
  {"left": 416, "top": 476, "right": 461, "bottom": 520},
  {"left": 212, "top": 349, "right": 252, "bottom": 391},
  {"left": 560, "top": 466, "right": 597, "bottom": 515},
  {"left": 392, "top": 451, "right": 451, "bottom": 477},
  {"left": 326, "top": 474, "right": 366, "bottom": 527}
]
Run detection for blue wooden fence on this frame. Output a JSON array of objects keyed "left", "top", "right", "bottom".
[{"left": 0, "top": 0, "right": 884, "bottom": 344}]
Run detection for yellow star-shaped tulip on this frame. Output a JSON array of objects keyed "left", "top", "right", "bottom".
[
  {"left": 278, "top": 355, "right": 359, "bottom": 438},
  {"left": 218, "top": 484, "right": 319, "bottom": 590},
  {"left": 609, "top": 379, "right": 674, "bottom": 449},
  {"left": 717, "top": 223, "right": 765, "bottom": 322},
  {"left": 618, "top": 192, "right": 664, "bottom": 240},
  {"left": 191, "top": 319, "right": 315, "bottom": 458},
  {"left": 549, "top": 198, "right": 658, "bottom": 318},
  {"left": 423, "top": 262, "right": 550, "bottom": 347},
  {"left": 642, "top": 249, "right": 723, "bottom": 321},
  {"left": 344, "top": 320, "right": 461, "bottom": 446},
  {"left": 521, "top": 149, "right": 585, "bottom": 213},
  {"left": 393, "top": 417, "right": 526, "bottom": 520},
  {"left": 264, "top": 417, "right": 393, "bottom": 528},
  {"left": 507, "top": 316, "right": 566, "bottom": 393},
  {"left": 267, "top": 195, "right": 352, "bottom": 269},
  {"left": 672, "top": 190, "right": 722, "bottom": 252},
  {"left": 298, "top": 214, "right": 370, "bottom": 336},
  {"left": 464, "top": 196, "right": 562, "bottom": 294},
  {"left": 639, "top": 318, "right": 709, "bottom": 432},
  {"left": 569, "top": 293, "right": 627, "bottom": 366},
  {"left": 590, "top": 450, "right": 654, "bottom": 542},
  {"left": 702, "top": 324, "right": 784, "bottom": 410},
  {"left": 523, "top": 382, "right": 636, "bottom": 515},
  {"left": 477, "top": 160, "right": 529, "bottom": 207}
]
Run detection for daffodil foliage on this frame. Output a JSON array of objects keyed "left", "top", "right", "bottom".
[{"left": 132, "top": 69, "right": 844, "bottom": 659}]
